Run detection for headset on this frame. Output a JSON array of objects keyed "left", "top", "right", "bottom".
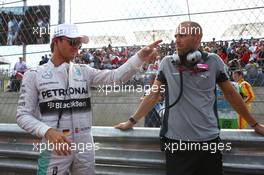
[{"left": 170, "top": 50, "right": 202, "bottom": 66}]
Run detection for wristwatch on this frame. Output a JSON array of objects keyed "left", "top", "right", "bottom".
[{"left": 129, "top": 116, "right": 137, "bottom": 125}]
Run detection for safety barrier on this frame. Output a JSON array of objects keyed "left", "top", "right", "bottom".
[{"left": 0, "top": 124, "right": 264, "bottom": 175}]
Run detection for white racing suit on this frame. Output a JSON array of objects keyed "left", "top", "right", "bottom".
[{"left": 16, "top": 55, "right": 143, "bottom": 175}]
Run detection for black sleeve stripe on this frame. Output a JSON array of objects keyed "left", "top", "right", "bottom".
[
  {"left": 156, "top": 71, "right": 166, "bottom": 84},
  {"left": 216, "top": 72, "right": 228, "bottom": 82}
]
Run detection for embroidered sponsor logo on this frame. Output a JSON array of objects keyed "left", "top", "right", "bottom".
[
  {"left": 41, "top": 87, "right": 88, "bottom": 99},
  {"left": 75, "top": 68, "right": 81, "bottom": 76},
  {"left": 42, "top": 71, "right": 53, "bottom": 79}
]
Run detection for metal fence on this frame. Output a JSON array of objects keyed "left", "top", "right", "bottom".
[
  {"left": 0, "top": 124, "right": 264, "bottom": 175},
  {"left": 0, "top": 0, "right": 264, "bottom": 57}
]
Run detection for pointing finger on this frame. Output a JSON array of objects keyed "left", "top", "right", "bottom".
[{"left": 147, "top": 40, "right": 163, "bottom": 49}]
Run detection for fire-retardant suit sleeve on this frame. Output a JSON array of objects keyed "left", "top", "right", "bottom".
[{"left": 16, "top": 69, "right": 51, "bottom": 138}]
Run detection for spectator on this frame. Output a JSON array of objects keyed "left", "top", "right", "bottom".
[
  {"left": 232, "top": 70, "right": 255, "bottom": 129},
  {"left": 14, "top": 57, "right": 27, "bottom": 74},
  {"left": 245, "top": 57, "right": 259, "bottom": 84},
  {"left": 93, "top": 50, "right": 102, "bottom": 69},
  {"left": 227, "top": 46, "right": 237, "bottom": 62},
  {"left": 257, "top": 44, "right": 264, "bottom": 69},
  {"left": 119, "top": 55, "right": 128, "bottom": 66},
  {"left": 217, "top": 47, "right": 227, "bottom": 64},
  {"left": 111, "top": 53, "right": 119, "bottom": 68},
  {"left": 39, "top": 56, "right": 49, "bottom": 65},
  {"left": 12, "top": 57, "right": 27, "bottom": 91},
  {"left": 240, "top": 47, "right": 251, "bottom": 67},
  {"left": 14, "top": 16, "right": 24, "bottom": 45},
  {"left": 204, "top": 46, "right": 210, "bottom": 52},
  {"left": 228, "top": 59, "right": 241, "bottom": 72},
  {"left": 102, "top": 54, "right": 112, "bottom": 69},
  {"left": 249, "top": 40, "right": 258, "bottom": 60},
  {"left": 82, "top": 50, "right": 93, "bottom": 65},
  {"left": 7, "top": 13, "right": 18, "bottom": 45}
]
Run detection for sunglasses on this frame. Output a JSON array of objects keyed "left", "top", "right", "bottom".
[{"left": 63, "top": 37, "right": 82, "bottom": 49}]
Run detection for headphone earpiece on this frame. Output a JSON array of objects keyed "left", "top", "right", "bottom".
[
  {"left": 171, "top": 52, "right": 180, "bottom": 65},
  {"left": 171, "top": 50, "right": 202, "bottom": 65},
  {"left": 186, "top": 51, "right": 202, "bottom": 65}
]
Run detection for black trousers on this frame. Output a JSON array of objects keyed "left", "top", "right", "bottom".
[{"left": 162, "top": 137, "right": 223, "bottom": 175}]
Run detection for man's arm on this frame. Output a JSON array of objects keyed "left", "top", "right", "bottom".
[
  {"left": 16, "top": 70, "right": 51, "bottom": 138},
  {"left": 114, "top": 80, "right": 162, "bottom": 130},
  {"left": 17, "top": 70, "right": 71, "bottom": 155},
  {"left": 218, "top": 80, "right": 264, "bottom": 135},
  {"left": 86, "top": 40, "right": 162, "bottom": 86}
]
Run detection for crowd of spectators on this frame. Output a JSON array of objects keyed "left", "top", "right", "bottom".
[
  {"left": 3, "top": 38, "right": 264, "bottom": 93},
  {"left": 202, "top": 38, "right": 264, "bottom": 68},
  {"left": 68, "top": 38, "right": 264, "bottom": 86},
  {"left": 202, "top": 38, "right": 264, "bottom": 85},
  {"left": 37, "top": 38, "right": 264, "bottom": 86},
  {"left": 74, "top": 44, "right": 141, "bottom": 69},
  {"left": 69, "top": 38, "right": 262, "bottom": 69}
]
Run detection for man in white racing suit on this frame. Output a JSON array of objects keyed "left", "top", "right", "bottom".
[{"left": 16, "top": 23, "right": 162, "bottom": 175}]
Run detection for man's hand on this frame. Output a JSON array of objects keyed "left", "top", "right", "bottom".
[
  {"left": 44, "top": 128, "right": 72, "bottom": 156},
  {"left": 254, "top": 124, "right": 264, "bottom": 136},
  {"left": 114, "top": 120, "right": 134, "bottom": 130},
  {"left": 137, "top": 40, "right": 162, "bottom": 63}
]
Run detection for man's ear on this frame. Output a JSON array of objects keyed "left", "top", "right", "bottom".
[{"left": 193, "top": 36, "right": 201, "bottom": 49}]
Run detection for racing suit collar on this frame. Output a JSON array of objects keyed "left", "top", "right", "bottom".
[{"left": 47, "top": 60, "right": 69, "bottom": 72}]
